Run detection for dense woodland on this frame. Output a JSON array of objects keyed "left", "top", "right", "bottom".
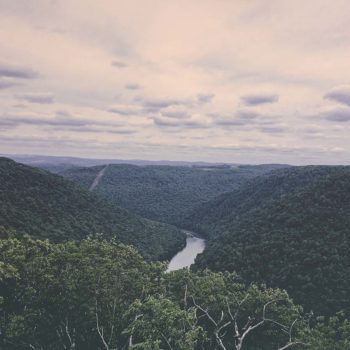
[
  {"left": 188, "top": 166, "right": 350, "bottom": 316},
  {"left": 1, "top": 236, "right": 350, "bottom": 349},
  {"left": 59, "top": 163, "right": 288, "bottom": 226},
  {"left": 1, "top": 158, "right": 350, "bottom": 348},
  {"left": 0, "top": 158, "right": 185, "bottom": 261}
]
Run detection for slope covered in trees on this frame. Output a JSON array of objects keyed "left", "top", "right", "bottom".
[
  {"left": 59, "top": 163, "right": 289, "bottom": 226},
  {"left": 189, "top": 166, "right": 350, "bottom": 316},
  {"left": 185, "top": 166, "right": 342, "bottom": 236},
  {"left": 1, "top": 236, "right": 348, "bottom": 350},
  {"left": 0, "top": 157, "right": 184, "bottom": 260}
]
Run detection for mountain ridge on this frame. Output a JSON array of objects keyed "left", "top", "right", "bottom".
[
  {"left": 58, "top": 163, "right": 290, "bottom": 226},
  {"left": 190, "top": 166, "right": 350, "bottom": 315},
  {"left": 0, "top": 157, "right": 185, "bottom": 261}
]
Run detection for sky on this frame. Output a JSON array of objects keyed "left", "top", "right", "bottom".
[{"left": 1, "top": 0, "right": 350, "bottom": 164}]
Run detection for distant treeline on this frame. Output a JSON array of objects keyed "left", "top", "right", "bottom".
[{"left": 59, "top": 163, "right": 287, "bottom": 226}]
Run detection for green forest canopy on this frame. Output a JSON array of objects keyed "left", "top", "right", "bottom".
[
  {"left": 0, "top": 157, "right": 185, "bottom": 261},
  {"left": 1, "top": 236, "right": 349, "bottom": 350},
  {"left": 59, "top": 163, "right": 289, "bottom": 226},
  {"left": 189, "top": 166, "right": 350, "bottom": 316}
]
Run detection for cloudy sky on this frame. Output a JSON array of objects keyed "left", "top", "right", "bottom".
[{"left": 1, "top": 0, "right": 350, "bottom": 164}]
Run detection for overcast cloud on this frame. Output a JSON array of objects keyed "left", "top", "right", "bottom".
[
  {"left": 324, "top": 85, "right": 350, "bottom": 107},
  {"left": 1, "top": 0, "right": 350, "bottom": 164},
  {"left": 241, "top": 94, "right": 279, "bottom": 106}
]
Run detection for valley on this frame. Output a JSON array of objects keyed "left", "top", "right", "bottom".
[
  {"left": 2, "top": 2, "right": 350, "bottom": 348},
  {"left": 0, "top": 157, "right": 185, "bottom": 261},
  {"left": 1, "top": 156, "right": 350, "bottom": 349},
  {"left": 55, "top": 162, "right": 288, "bottom": 226}
]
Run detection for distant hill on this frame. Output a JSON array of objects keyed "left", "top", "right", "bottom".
[
  {"left": 185, "top": 166, "right": 340, "bottom": 236},
  {"left": 3, "top": 154, "right": 236, "bottom": 168},
  {"left": 58, "top": 163, "right": 290, "bottom": 226},
  {"left": 0, "top": 157, "right": 185, "bottom": 261},
  {"left": 190, "top": 166, "right": 350, "bottom": 315}
]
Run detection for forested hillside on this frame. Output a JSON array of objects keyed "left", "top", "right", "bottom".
[
  {"left": 0, "top": 158, "right": 185, "bottom": 260},
  {"left": 1, "top": 236, "right": 348, "bottom": 349},
  {"left": 185, "top": 166, "right": 342, "bottom": 236},
  {"left": 59, "top": 163, "right": 289, "bottom": 225},
  {"left": 190, "top": 166, "right": 350, "bottom": 315},
  {"left": 1, "top": 160, "right": 350, "bottom": 347}
]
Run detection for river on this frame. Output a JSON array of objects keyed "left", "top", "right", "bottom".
[{"left": 167, "top": 231, "right": 206, "bottom": 272}]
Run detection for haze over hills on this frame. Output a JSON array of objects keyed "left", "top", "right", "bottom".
[
  {"left": 0, "top": 157, "right": 185, "bottom": 261},
  {"left": 57, "top": 162, "right": 290, "bottom": 226},
  {"left": 188, "top": 166, "right": 350, "bottom": 315},
  {"left": 2, "top": 154, "right": 238, "bottom": 169}
]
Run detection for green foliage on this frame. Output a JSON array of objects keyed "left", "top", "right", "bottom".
[
  {"left": 123, "top": 297, "right": 204, "bottom": 350},
  {"left": 2, "top": 159, "right": 350, "bottom": 348},
  {"left": 192, "top": 166, "right": 350, "bottom": 315},
  {"left": 162, "top": 269, "right": 309, "bottom": 350},
  {"left": 186, "top": 166, "right": 342, "bottom": 236},
  {"left": 308, "top": 312, "right": 350, "bottom": 349},
  {"left": 0, "top": 157, "right": 185, "bottom": 260},
  {"left": 2, "top": 237, "right": 343, "bottom": 350},
  {"left": 0, "top": 236, "right": 163, "bottom": 349},
  {"left": 60, "top": 163, "right": 287, "bottom": 226}
]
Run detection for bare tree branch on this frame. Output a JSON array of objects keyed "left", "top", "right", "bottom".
[
  {"left": 128, "top": 313, "right": 143, "bottom": 348},
  {"left": 160, "top": 331, "right": 174, "bottom": 350},
  {"left": 95, "top": 298, "right": 110, "bottom": 350},
  {"left": 278, "top": 341, "right": 309, "bottom": 350},
  {"left": 192, "top": 296, "right": 231, "bottom": 350},
  {"left": 184, "top": 284, "right": 188, "bottom": 309}
]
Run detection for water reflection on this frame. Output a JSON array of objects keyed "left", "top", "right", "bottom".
[{"left": 167, "top": 231, "right": 206, "bottom": 272}]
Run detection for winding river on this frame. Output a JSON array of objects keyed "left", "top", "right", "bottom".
[{"left": 167, "top": 231, "right": 206, "bottom": 272}]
